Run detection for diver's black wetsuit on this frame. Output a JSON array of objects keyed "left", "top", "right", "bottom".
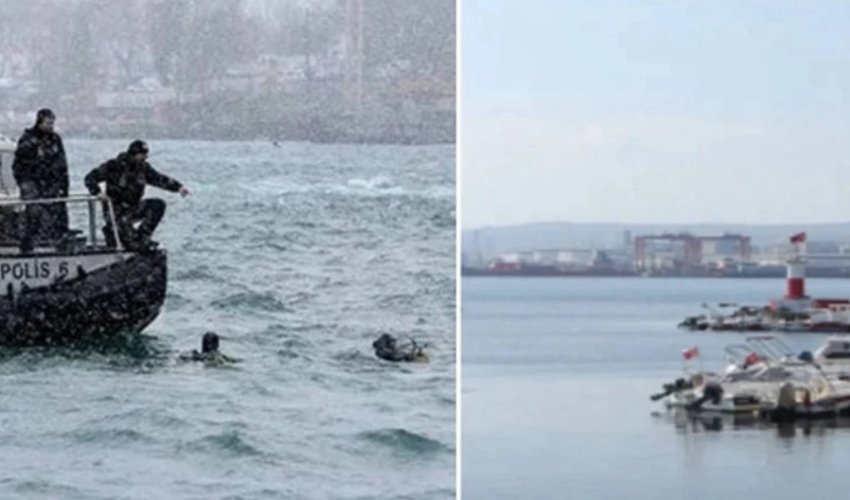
[
  {"left": 179, "top": 350, "right": 238, "bottom": 364},
  {"left": 373, "top": 334, "right": 423, "bottom": 362},
  {"left": 179, "top": 332, "right": 238, "bottom": 364}
]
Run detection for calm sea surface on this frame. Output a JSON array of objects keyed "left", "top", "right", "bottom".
[
  {"left": 0, "top": 139, "right": 456, "bottom": 500},
  {"left": 463, "top": 277, "right": 850, "bottom": 500}
]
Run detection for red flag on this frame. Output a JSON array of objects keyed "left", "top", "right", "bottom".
[
  {"left": 790, "top": 232, "right": 806, "bottom": 244},
  {"left": 744, "top": 352, "right": 761, "bottom": 365},
  {"left": 682, "top": 346, "right": 699, "bottom": 360}
]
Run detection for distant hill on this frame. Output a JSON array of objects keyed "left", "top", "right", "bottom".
[{"left": 461, "top": 222, "right": 850, "bottom": 261}]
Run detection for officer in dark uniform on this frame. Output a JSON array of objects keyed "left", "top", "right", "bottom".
[
  {"left": 84, "top": 140, "right": 190, "bottom": 249},
  {"left": 12, "top": 108, "right": 70, "bottom": 252}
]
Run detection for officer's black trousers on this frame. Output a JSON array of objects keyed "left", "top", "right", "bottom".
[
  {"left": 103, "top": 198, "right": 166, "bottom": 248},
  {"left": 19, "top": 181, "right": 69, "bottom": 252}
]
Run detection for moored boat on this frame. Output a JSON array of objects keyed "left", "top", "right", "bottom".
[{"left": 653, "top": 336, "right": 850, "bottom": 419}]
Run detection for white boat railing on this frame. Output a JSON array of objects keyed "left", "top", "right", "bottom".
[
  {"left": 723, "top": 336, "right": 799, "bottom": 370},
  {"left": 0, "top": 193, "right": 124, "bottom": 252},
  {"left": 744, "top": 335, "right": 795, "bottom": 360}
]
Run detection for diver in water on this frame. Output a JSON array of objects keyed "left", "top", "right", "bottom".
[
  {"left": 179, "top": 332, "right": 239, "bottom": 364},
  {"left": 372, "top": 333, "right": 428, "bottom": 363}
]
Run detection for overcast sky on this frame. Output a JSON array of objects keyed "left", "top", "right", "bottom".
[{"left": 461, "top": 0, "right": 850, "bottom": 228}]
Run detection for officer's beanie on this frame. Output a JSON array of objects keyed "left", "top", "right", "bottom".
[
  {"left": 35, "top": 108, "right": 55, "bottom": 124},
  {"left": 128, "top": 140, "right": 149, "bottom": 155}
]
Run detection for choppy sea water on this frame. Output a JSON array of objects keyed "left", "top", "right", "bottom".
[
  {"left": 463, "top": 277, "right": 850, "bottom": 500},
  {"left": 0, "top": 139, "right": 456, "bottom": 499}
]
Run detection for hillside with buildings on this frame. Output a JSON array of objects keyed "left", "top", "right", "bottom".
[{"left": 0, "top": 0, "right": 455, "bottom": 143}]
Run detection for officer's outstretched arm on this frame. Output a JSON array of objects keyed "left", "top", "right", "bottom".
[{"left": 143, "top": 164, "right": 182, "bottom": 193}]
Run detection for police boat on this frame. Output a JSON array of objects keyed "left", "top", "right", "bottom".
[{"left": 0, "top": 140, "right": 167, "bottom": 345}]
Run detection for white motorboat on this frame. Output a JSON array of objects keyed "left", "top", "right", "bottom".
[{"left": 654, "top": 336, "right": 850, "bottom": 418}]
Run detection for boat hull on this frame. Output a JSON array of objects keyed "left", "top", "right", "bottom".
[{"left": 0, "top": 250, "right": 167, "bottom": 345}]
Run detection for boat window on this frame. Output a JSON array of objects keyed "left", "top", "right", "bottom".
[{"left": 825, "top": 352, "right": 850, "bottom": 359}]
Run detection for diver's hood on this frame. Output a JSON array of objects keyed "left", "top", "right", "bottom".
[{"left": 373, "top": 334, "right": 395, "bottom": 349}]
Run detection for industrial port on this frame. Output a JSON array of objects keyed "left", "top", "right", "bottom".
[{"left": 462, "top": 231, "right": 850, "bottom": 278}]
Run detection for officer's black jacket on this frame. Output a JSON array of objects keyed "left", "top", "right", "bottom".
[
  {"left": 12, "top": 127, "right": 69, "bottom": 196},
  {"left": 85, "top": 153, "right": 182, "bottom": 209}
]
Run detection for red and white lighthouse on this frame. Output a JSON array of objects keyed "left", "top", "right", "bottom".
[
  {"left": 785, "top": 231, "right": 807, "bottom": 299},
  {"left": 769, "top": 232, "right": 811, "bottom": 312},
  {"left": 786, "top": 259, "right": 807, "bottom": 299}
]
